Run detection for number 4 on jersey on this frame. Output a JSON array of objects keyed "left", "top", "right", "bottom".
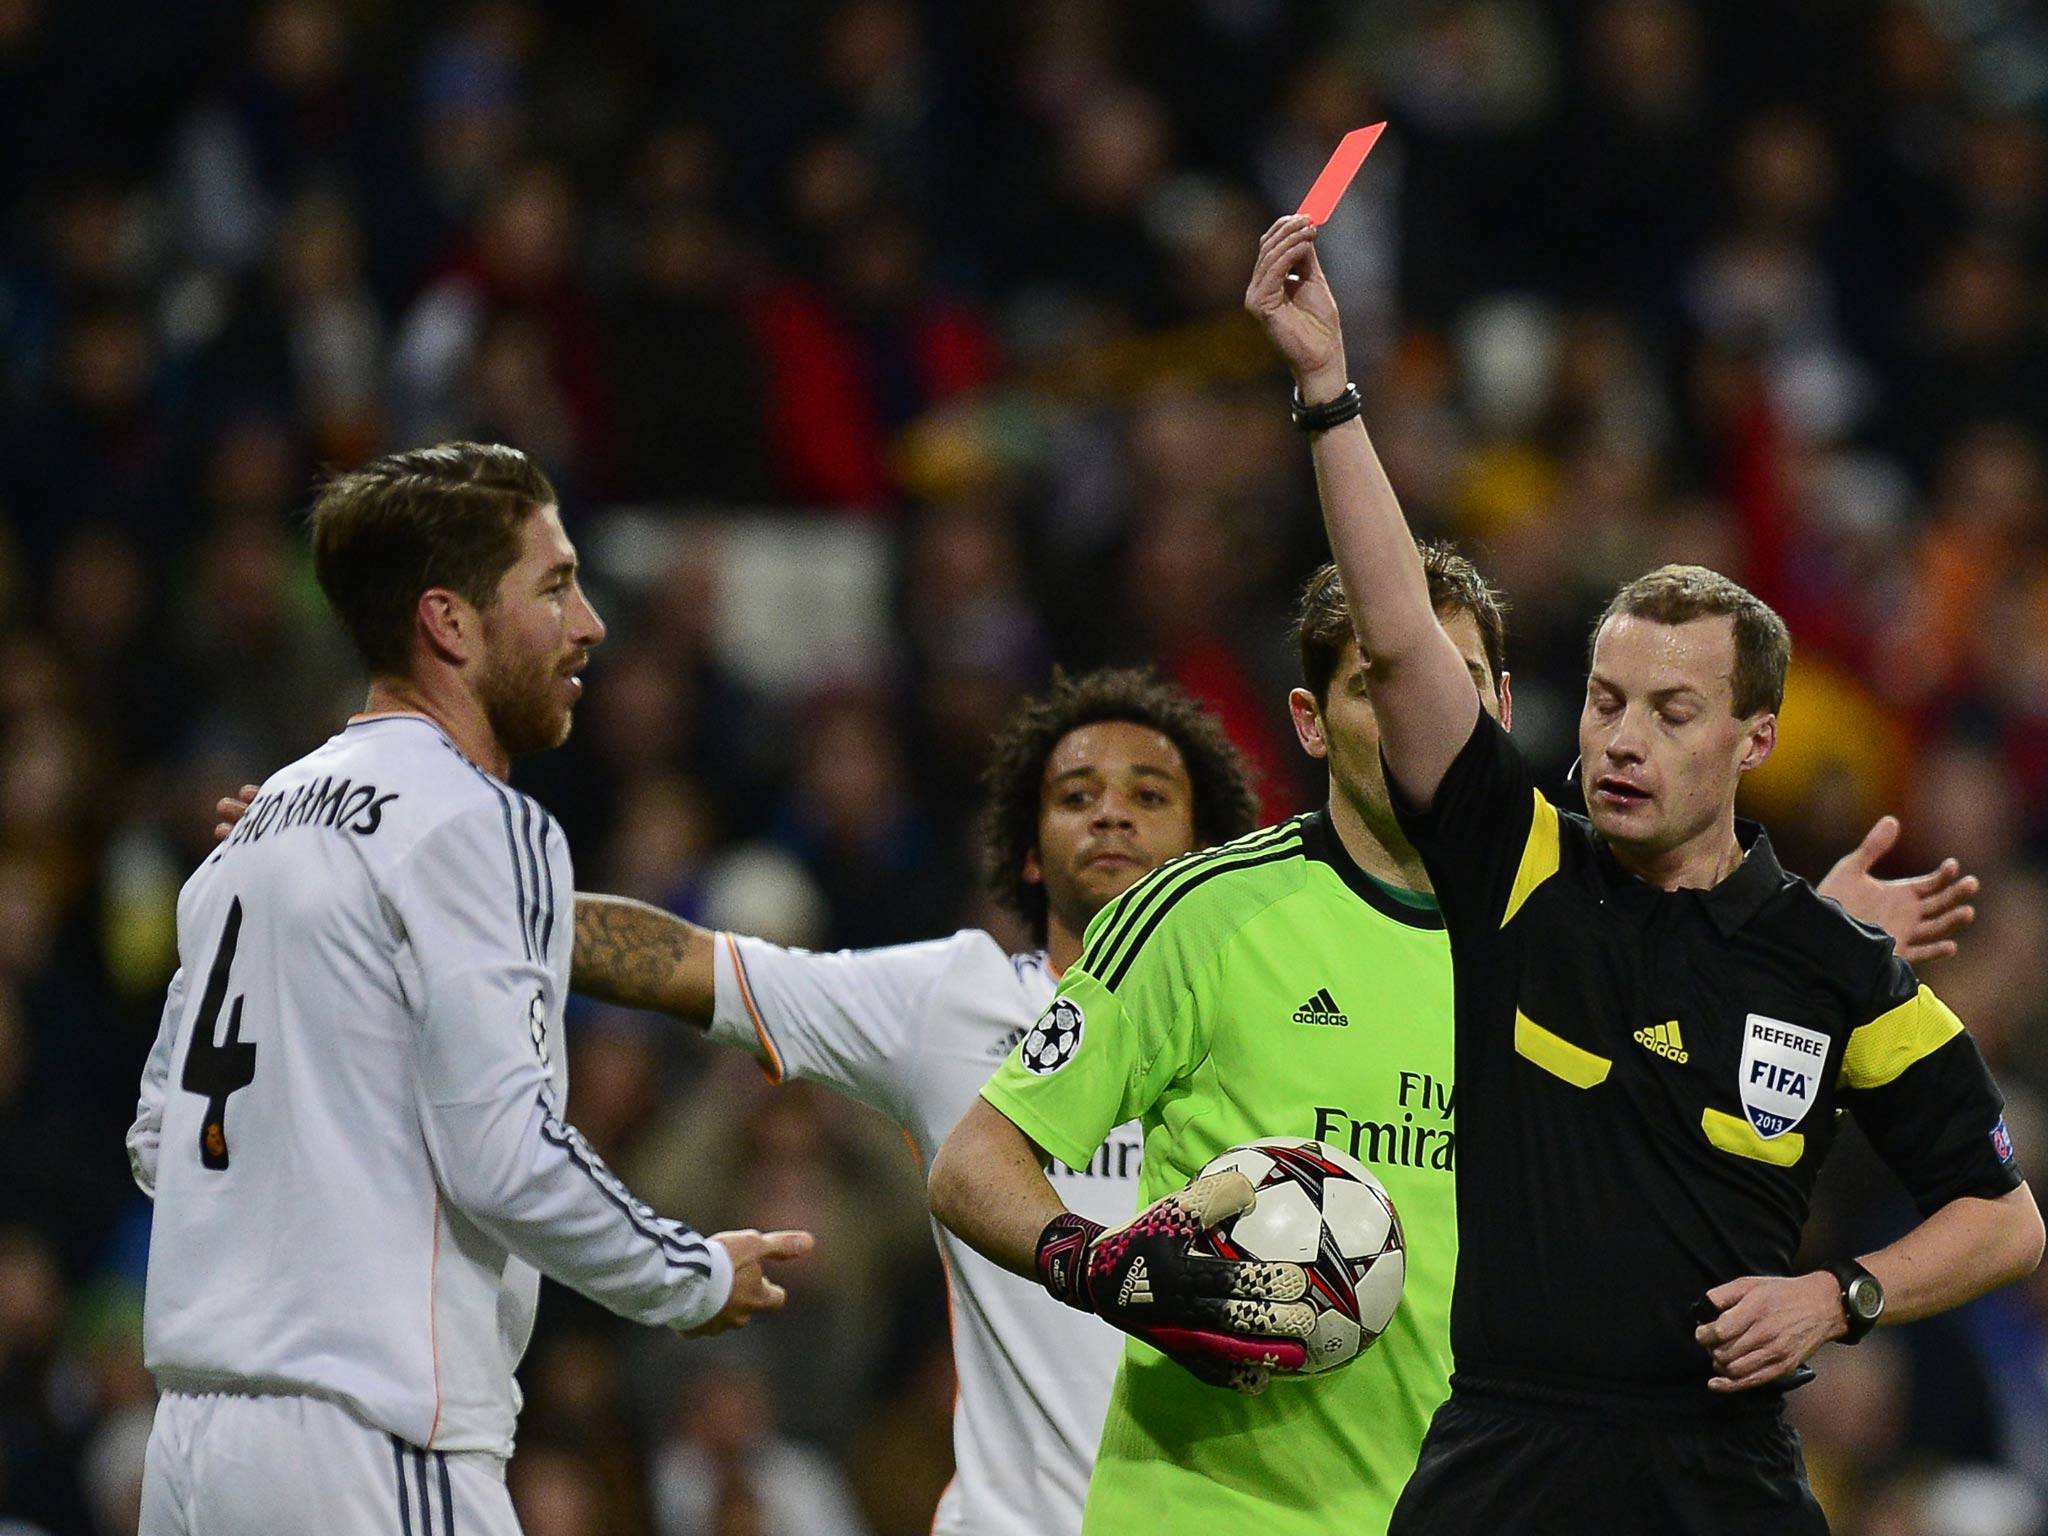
[{"left": 181, "top": 898, "right": 257, "bottom": 1170}]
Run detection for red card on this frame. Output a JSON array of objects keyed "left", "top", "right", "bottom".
[{"left": 1296, "top": 123, "right": 1386, "bottom": 224}]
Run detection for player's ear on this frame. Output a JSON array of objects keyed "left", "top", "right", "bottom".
[
  {"left": 417, "top": 587, "right": 477, "bottom": 666},
  {"left": 1738, "top": 712, "right": 1776, "bottom": 774},
  {"left": 1021, "top": 847, "right": 1044, "bottom": 887},
  {"left": 1498, "top": 671, "right": 1514, "bottom": 733},
  {"left": 1288, "top": 688, "right": 1330, "bottom": 761}
]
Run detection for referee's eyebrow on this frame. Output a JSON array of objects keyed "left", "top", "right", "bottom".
[{"left": 1587, "top": 673, "right": 1709, "bottom": 703}]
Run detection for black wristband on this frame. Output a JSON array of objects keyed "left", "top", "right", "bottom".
[
  {"left": 1035, "top": 1212, "right": 1104, "bottom": 1312},
  {"left": 1291, "top": 382, "right": 1363, "bottom": 434}
]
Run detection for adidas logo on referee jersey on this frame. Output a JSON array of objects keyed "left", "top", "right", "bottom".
[
  {"left": 1293, "top": 989, "right": 1349, "bottom": 1027},
  {"left": 1634, "top": 1020, "right": 1689, "bottom": 1064}
]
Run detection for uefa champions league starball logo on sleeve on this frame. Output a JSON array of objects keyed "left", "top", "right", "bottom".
[
  {"left": 528, "top": 991, "right": 552, "bottom": 1073},
  {"left": 1021, "top": 998, "right": 1085, "bottom": 1075}
]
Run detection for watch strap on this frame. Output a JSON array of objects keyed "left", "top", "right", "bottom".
[
  {"left": 1291, "top": 382, "right": 1363, "bottom": 433},
  {"left": 1826, "top": 1259, "right": 1883, "bottom": 1344}
]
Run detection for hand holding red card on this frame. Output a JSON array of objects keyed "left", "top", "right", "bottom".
[
  {"left": 1246, "top": 217, "right": 1347, "bottom": 398},
  {"left": 1296, "top": 123, "right": 1386, "bottom": 225}
]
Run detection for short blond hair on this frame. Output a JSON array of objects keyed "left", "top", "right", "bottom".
[{"left": 1596, "top": 565, "right": 1790, "bottom": 717}]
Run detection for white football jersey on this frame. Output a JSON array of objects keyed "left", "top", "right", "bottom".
[
  {"left": 129, "top": 715, "right": 733, "bottom": 1456},
  {"left": 711, "top": 929, "right": 1142, "bottom": 1536}
]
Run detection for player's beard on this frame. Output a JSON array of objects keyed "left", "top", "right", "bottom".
[{"left": 478, "top": 643, "right": 575, "bottom": 758}]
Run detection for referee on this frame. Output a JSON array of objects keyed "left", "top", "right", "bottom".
[{"left": 1248, "top": 215, "right": 2045, "bottom": 1533}]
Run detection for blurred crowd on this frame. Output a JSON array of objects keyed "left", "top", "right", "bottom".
[{"left": 4, "top": 0, "right": 2048, "bottom": 1532}]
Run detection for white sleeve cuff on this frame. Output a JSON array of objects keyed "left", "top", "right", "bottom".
[{"left": 669, "top": 1235, "right": 736, "bottom": 1331}]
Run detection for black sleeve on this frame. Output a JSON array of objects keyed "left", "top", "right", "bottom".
[
  {"left": 1841, "top": 960, "right": 2024, "bottom": 1216},
  {"left": 1386, "top": 709, "right": 1551, "bottom": 935}
]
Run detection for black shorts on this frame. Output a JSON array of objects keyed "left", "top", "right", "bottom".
[{"left": 1387, "top": 1371, "right": 1829, "bottom": 1536}]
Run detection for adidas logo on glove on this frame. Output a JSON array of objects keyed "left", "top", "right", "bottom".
[{"left": 1118, "top": 1256, "right": 1154, "bottom": 1308}]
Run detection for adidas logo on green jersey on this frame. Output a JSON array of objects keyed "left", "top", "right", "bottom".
[
  {"left": 1293, "top": 988, "right": 1349, "bottom": 1027},
  {"left": 1634, "top": 1019, "right": 1689, "bottom": 1064}
]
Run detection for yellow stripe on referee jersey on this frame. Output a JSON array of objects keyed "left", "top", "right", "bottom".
[
  {"left": 1701, "top": 1108, "right": 1805, "bottom": 1167},
  {"left": 1515, "top": 1011, "right": 1610, "bottom": 1088},
  {"left": 1838, "top": 985, "right": 1963, "bottom": 1091},
  {"left": 1501, "top": 789, "right": 1561, "bottom": 928}
]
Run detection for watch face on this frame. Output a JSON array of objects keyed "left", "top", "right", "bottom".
[{"left": 1847, "top": 1275, "right": 1883, "bottom": 1319}]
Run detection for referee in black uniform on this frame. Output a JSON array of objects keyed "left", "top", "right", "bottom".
[{"left": 1248, "top": 214, "right": 2045, "bottom": 1533}]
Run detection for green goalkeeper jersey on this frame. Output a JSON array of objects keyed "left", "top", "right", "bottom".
[{"left": 981, "top": 811, "right": 1457, "bottom": 1536}]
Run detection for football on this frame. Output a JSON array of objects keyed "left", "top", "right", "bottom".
[{"left": 1194, "top": 1136, "right": 1405, "bottom": 1374}]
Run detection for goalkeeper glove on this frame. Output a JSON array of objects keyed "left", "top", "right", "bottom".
[{"left": 1035, "top": 1169, "right": 1313, "bottom": 1394}]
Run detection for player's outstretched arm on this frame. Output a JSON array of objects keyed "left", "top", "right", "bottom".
[
  {"left": 1696, "top": 1182, "right": 2042, "bottom": 1391},
  {"left": 571, "top": 894, "right": 716, "bottom": 1020},
  {"left": 932, "top": 1098, "right": 1315, "bottom": 1394},
  {"left": 1246, "top": 215, "right": 1476, "bottom": 808},
  {"left": 1816, "top": 816, "right": 1979, "bottom": 964}
]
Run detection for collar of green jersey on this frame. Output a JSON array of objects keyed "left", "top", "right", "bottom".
[{"left": 1304, "top": 808, "right": 1444, "bottom": 930}]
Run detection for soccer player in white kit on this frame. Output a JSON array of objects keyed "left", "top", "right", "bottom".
[{"left": 131, "top": 443, "right": 810, "bottom": 1536}]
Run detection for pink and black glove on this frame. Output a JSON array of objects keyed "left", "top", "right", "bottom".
[{"left": 1035, "top": 1170, "right": 1313, "bottom": 1394}]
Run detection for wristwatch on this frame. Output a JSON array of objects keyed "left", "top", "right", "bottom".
[
  {"left": 1827, "top": 1260, "right": 1885, "bottom": 1344},
  {"left": 1290, "top": 382, "right": 1364, "bottom": 434}
]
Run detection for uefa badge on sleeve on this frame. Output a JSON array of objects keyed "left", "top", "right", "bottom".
[
  {"left": 1992, "top": 1116, "right": 2017, "bottom": 1168},
  {"left": 1022, "top": 998, "right": 1085, "bottom": 1075},
  {"left": 528, "top": 991, "right": 552, "bottom": 1073},
  {"left": 1739, "top": 1014, "right": 1829, "bottom": 1139}
]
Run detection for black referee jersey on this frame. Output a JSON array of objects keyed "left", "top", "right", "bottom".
[{"left": 1389, "top": 710, "right": 2024, "bottom": 1395}]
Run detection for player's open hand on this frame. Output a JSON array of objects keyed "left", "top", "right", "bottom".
[
  {"left": 214, "top": 785, "right": 259, "bottom": 842},
  {"left": 1245, "top": 215, "right": 1347, "bottom": 400},
  {"left": 688, "top": 1229, "right": 816, "bottom": 1337},
  {"left": 1694, "top": 1272, "right": 1843, "bottom": 1392},
  {"left": 1816, "top": 815, "right": 1978, "bottom": 964}
]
